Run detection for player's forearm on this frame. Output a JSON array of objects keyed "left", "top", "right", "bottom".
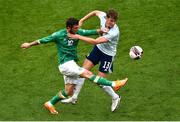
[
  {"left": 80, "top": 10, "right": 99, "bottom": 22},
  {"left": 29, "top": 40, "right": 40, "bottom": 46},
  {"left": 21, "top": 40, "right": 39, "bottom": 49},
  {"left": 78, "top": 35, "right": 97, "bottom": 44}
]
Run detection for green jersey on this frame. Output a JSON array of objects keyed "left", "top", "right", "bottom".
[{"left": 39, "top": 29, "right": 98, "bottom": 64}]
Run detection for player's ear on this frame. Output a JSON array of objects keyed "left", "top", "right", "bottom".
[{"left": 66, "top": 27, "right": 71, "bottom": 32}]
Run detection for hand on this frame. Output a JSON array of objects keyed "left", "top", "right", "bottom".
[
  {"left": 98, "top": 28, "right": 109, "bottom": 35},
  {"left": 101, "top": 27, "right": 109, "bottom": 33},
  {"left": 68, "top": 33, "right": 79, "bottom": 39},
  {"left": 21, "top": 42, "right": 31, "bottom": 49}
]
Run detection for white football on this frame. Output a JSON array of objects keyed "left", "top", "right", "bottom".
[{"left": 129, "top": 46, "right": 143, "bottom": 59}]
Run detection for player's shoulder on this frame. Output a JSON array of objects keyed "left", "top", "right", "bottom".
[
  {"left": 96, "top": 11, "right": 106, "bottom": 18},
  {"left": 77, "top": 29, "right": 84, "bottom": 33},
  {"left": 109, "top": 25, "right": 119, "bottom": 35},
  {"left": 57, "top": 28, "right": 67, "bottom": 34},
  {"left": 77, "top": 28, "right": 88, "bottom": 34},
  {"left": 52, "top": 29, "right": 67, "bottom": 37},
  {"left": 98, "top": 11, "right": 106, "bottom": 16}
]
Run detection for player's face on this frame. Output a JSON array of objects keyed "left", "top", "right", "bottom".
[
  {"left": 67, "top": 25, "right": 79, "bottom": 34},
  {"left": 105, "top": 18, "right": 116, "bottom": 29}
]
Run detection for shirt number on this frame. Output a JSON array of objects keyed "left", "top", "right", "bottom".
[
  {"left": 68, "top": 40, "right": 74, "bottom": 46},
  {"left": 103, "top": 61, "right": 111, "bottom": 71}
]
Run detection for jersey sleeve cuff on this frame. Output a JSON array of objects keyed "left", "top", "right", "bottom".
[{"left": 37, "top": 39, "right": 41, "bottom": 44}]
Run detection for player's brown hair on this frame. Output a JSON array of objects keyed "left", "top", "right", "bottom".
[
  {"left": 106, "top": 9, "right": 118, "bottom": 21},
  {"left": 66, "top": 18, "right": 79, "bottom": 28}
]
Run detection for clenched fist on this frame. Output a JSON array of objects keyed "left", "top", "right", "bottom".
[{"left": 21, "top": 43, "right": 31, "bottom": 49}]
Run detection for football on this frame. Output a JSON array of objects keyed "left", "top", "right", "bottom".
[{"left": 129, "top": 46, "right": 143, "bottom": 59}]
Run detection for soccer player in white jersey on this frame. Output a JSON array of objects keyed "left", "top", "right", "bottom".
[{"left": 62, "top": 10, "right": 123, "bottom": 112}]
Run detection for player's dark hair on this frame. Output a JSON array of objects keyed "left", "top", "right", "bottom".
[
  {"left": 106, "top": 9, "right": 118, "bottom": 20},
  {"left": 66, "top": 18, "right": 79, "bottom": 28}
]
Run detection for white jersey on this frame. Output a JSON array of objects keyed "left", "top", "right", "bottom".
[{"left": 96, "top": 12, "right": 120, "bottom": 56}]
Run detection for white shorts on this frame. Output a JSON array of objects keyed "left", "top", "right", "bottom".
[{"left": 58, "top": 60, "right": 85, "bottom": 84}]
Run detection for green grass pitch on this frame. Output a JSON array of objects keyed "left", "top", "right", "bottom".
[{"left": 0, "top": 0, "right": 179, "bottom": 120}]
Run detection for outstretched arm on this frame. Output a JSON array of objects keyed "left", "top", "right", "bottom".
[
  {"left": 21, "top": 31, "right": 58, "bottom": 49},
  {"left": 21, "top": 40, "right": 40, "bottom": 49},
  {"left": 79, "top": 10, "right": 103, "bottom": 26}
]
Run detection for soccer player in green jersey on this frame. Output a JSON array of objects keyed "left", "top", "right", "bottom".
[{"left": 21, "top": 18, "right": 128, "bottom": 114}]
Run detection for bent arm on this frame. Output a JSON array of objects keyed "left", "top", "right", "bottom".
[
  {"left": 73, "top": 34, "right": 108, "bottom": 44},
  {"left": 79, "top": 10, "right": 103, "bottom": 26}
]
